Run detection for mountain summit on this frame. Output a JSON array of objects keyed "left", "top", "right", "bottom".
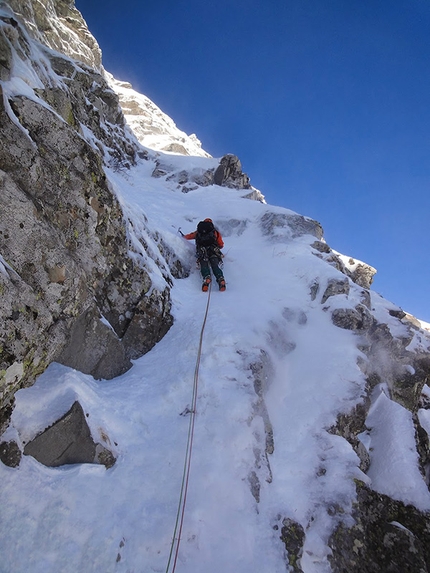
[{"left": 1, "top": 2, "right": 430, "bottom": 572}]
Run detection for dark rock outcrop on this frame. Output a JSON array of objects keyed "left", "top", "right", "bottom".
[
  {"left": 22, "top": 401, "right": 115, "bottom": 468},
  {"left": 331, "top": 305, "right": 373, "bottom": 331},
  {"left": 329, "top": 482, "right": 430, "bottom": 573},
  {"left": 213, "top": 154, "right": 250, "bottom": 189},
  {"left": 0, "top": 439, "right": 21, "bottom": 467},
  {"left": 280, "top": 518, "right": 305, "bottom": 573},
  {"left": 321, "top": 277, "right": 350, "bottom": 304}
]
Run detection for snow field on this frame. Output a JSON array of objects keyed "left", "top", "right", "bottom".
[{"left": 1, "top": 156, "right": 430, "bottom": 573}]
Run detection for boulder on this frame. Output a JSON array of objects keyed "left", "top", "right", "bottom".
[
  {"left": 23, "top": 401, "right": 115, "bottom": 468},
  {"left": 321, "top": 278, "right": 350, "bottom": 304},
  {"left": 55, "top": 306, "right": 132, "bottom": 380},
  {"left": 348, "top": 260, "right": 377, "bottom": 289},
  {"left": 0, "top": 439, "right": 21, "bottom": 467},
  {"left": 311, "top": 240, "right": 331, "bottom": 254},
  {"left": 331, "top": 305, "right": 373, "bottom": 331}
]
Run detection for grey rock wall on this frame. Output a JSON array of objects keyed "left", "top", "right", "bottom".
[
  {"left": 0, "top": 5, "right": 174, "bottom": 420},
  {"left": 329, "top": 482, "right": 430, "bottom": 573},
  {"left": 1, "top": 0, "right": 102, "bottom": 70}
]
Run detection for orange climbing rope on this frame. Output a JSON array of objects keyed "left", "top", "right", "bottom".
[{"left": 165, "top": 282, "right": 212, "bottom": 573}]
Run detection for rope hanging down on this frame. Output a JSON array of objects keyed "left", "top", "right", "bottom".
[{"left": 165, "top": 282, "right": 212, "bottom": 573}]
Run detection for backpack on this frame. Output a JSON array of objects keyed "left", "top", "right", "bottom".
[{"left": 196, "top": 220, "right": 216, "bottom": 248}]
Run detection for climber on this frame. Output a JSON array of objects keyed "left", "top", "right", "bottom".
[{"left": 183, "top": 219, "right": 226, "bottom": 292}]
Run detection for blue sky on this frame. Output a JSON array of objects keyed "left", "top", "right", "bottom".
[{"left": 75, "top": 0, "right": 430, "bottom": 322}]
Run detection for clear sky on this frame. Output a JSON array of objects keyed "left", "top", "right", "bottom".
[{"left": 75, "top": 0, "right": 430, "bottom": 322}]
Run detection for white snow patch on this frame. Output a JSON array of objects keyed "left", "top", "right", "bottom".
[{"left": 362, "top": 385, "right": 430, "bottom": 511}]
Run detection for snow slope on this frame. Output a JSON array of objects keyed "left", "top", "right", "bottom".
[
  {"left": 1, "top": 4, "right": 430, "bottom": 570},
  {"left": 2, "top": 150, "right": 430, "bottom": 573}
]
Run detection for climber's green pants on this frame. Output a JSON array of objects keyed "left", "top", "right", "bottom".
[
  {"left": 197, "top": 246, "right": 224, "bottom": 282},
  {"left": 200, "top": 256, "right": 224, "bottom": 282}
]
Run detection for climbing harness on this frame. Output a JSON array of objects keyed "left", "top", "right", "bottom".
[{"left": 165, "top": 281, "right": 212, "bottom": 573}]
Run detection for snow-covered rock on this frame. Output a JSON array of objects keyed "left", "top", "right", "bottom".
[
  {"left": 3, "top": 0, "right": 102, "bottom": 70},
  {"left": 108, "top": 73, "right": 211, "bottom": 158}
]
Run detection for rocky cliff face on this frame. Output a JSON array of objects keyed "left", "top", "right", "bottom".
[
  {"left": 0, "top": 0, "right": 176, "bottom": 414},
  {"left": 2, "top": 0, "right": 102, "bottom": 70}
]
